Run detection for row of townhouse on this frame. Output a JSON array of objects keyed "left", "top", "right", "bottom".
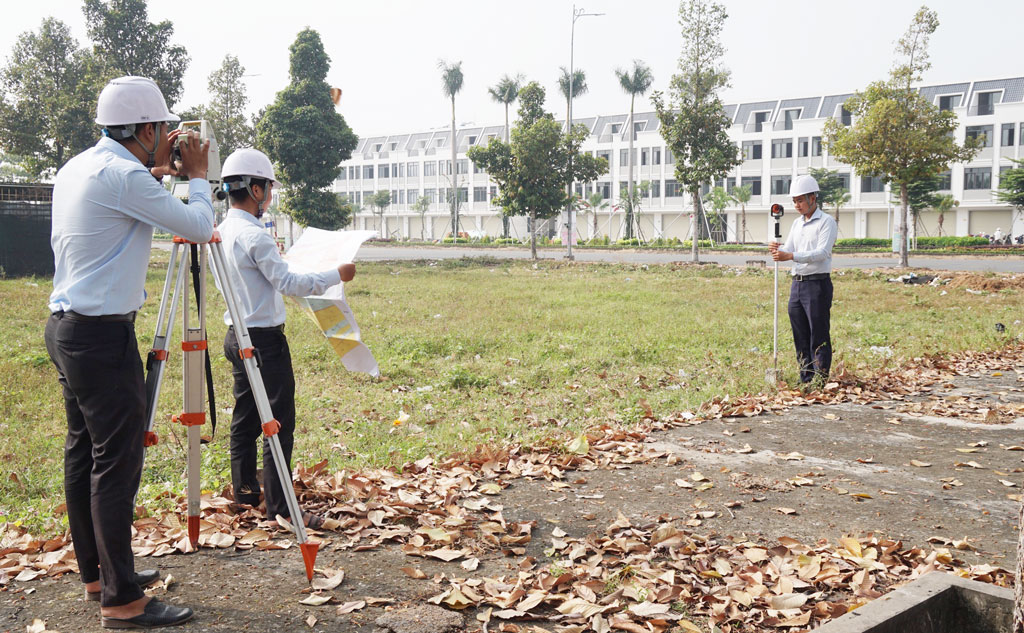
[{"left": 331, "top": 76, "right": 1024, "bottom": 244}]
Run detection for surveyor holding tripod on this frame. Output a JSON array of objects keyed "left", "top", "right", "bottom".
[
  {"left": 45, "top": 76, "right": 210, "bottom": 628},
  {"left": 217, "top": 148, "right": 355, "bottom": 530},
  {"left": 769, "top": 175, "right": 838, "bottom": 384}
]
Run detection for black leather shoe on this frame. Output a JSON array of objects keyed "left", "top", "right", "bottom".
[
  {"left": 85, "top": 570, "right": 162, "bottom": 602},
  {"left": 101, "top": 598, "right": 194, "bottom": 629}
]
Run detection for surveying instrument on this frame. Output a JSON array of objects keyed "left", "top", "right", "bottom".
[
  {"left": 142, "top": 121, "right": 319, "bottom": 580},
  {"left": 766, "top": 203, "right": 784, "bottom": 385}
]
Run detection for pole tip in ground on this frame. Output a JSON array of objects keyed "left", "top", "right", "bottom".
[
  {"left": 300, "top": 542, "right": 319, "bottom": 581},
  {"left": 187, "top": 515, "right": 199, "bottom": 548}
]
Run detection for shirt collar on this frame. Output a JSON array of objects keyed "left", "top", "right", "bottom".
[
  {"left": 96, "top": 136, "right": 143, "bottom": 164},
  {"left": 226, "top": 207, "right": 263, "bottom": 227},
  {"left": 801, "top": 207, "right": 823, "bottom": 224}
]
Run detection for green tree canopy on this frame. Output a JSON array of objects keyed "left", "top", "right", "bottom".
[
  {"left": 0, "top": 18, "right": 108, "bottom": 179},
  {"left": 997, "top": 159, "right": 1024, "bottom": 213},
  {"left": 202, "top": 55, "right": 254, "bottom": 159},
  {"left": 652, "top": 0, "right": 741, "bottom": 262},
  {"left": 808, "top": 167, "right": 851, "bottom": 221},
  {"left": 468, "top": 82, "right": 606, "bottom": 259},
  {"left": 256, "top": 29, "right": 357, "bottom": 229},
  {"left": 823, "top": 6, "right": 978, "bottom": 267},
  {"left": 83, "top": 0, "right": 189, "bottom": 107}
]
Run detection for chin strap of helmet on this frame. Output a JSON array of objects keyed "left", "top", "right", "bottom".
[{"left": 103, "top": 122, "right": 162, "bottom": 169}]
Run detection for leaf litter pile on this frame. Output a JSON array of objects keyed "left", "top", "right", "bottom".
[{"left": 3, "top": 344, "right": 1023, "bottom": 632}]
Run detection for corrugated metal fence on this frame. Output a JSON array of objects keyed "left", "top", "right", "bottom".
[{"left": 0, "top": 182, "right": 53, "bottom": 277}]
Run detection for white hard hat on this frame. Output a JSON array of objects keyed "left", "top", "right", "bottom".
[
  {"left": 790, "top": 174, "right": 819, "bottom": 197},
  {"left": 95, "top": 76, "right": 179, "bottom": 126},
  {"left": 221, "top": 148, "right": 280, "bottom": 186}
]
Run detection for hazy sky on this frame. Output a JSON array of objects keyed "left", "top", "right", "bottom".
[{"left": 3, "top": 0, "right": 1022, "bottom": 138}]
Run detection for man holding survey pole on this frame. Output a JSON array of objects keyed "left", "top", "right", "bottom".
[
  {"left": 769, "top": 174, "right": 838, "bottom": 385},
  {"left": 45, "top": 76, "right": 210, "bottom": 628},
  {"left": 216, "top": 148, "right": 354, "bottom": 529}
]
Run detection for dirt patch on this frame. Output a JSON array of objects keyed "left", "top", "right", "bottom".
[{"left": 947, "top": 273, "right": 1024, "bottom": 291}]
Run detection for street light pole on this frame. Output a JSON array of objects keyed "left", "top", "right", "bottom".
[{"left": 566, "top": 4, "right": 604, "bottom": 260}]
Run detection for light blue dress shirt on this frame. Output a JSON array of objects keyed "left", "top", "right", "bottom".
[
  {"left": 781, "top": 207, "right": 838, "bottom": 276},
  {"left": 48, "top": 137, "right": 214, "bottom": 315},
  {"left": 216, "top": 209, "right": 342, "bottom": 328}
]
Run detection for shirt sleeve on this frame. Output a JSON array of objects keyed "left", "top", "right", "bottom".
[
  {"left": 793, "top": 217, "right": 838, "bottom": 264},
  {"left": 118, "top": 171, "right": 214, "bottom": 243},
  {"left": 782, "top": 222, "right": 797, "bottom": 253},
  {"left": 246, "top": 230, "right": 342, "bottom": 297}
]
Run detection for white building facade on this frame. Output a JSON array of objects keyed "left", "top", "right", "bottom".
[{"left": 333, "top": 76, "right": 1024, "bottom": 243}]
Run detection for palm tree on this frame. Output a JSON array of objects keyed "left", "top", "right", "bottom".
[
  {"left": 488, "top": 74, "right": 523, "bottom": 143},
  {"left": 730, "top": 184, "right": 752, "bottom": 244},
  {"left": 933, "top": 193, "right": 958, "bottom": 236},
  {"left": 557, "top": 67, "right": 588, "bottom": 131},
  {"left": 705, "top": 186, "right": 731, "bottom": 241},
  {"left": 614, "top": 60, "right": 654, "bottom": 240},
  {"left": 585, "top": 191, "right": 608, "bottom": 240},
  {"left": 438, "top": 59, "right": 464, "bottom": 240}
]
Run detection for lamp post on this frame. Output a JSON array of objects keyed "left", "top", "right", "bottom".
[{"left": 566, "top": 4, "right": 604, "bottom": 260}]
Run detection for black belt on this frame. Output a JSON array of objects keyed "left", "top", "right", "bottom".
[
  {"left": 52, "top": 310, "right": 136, "bottom": 323},
  {"left": 229, "top": 324, "right": 284, "bottom": 333},
  {"left": 793, "top": 273, "right": 830, "bottom": 282}
]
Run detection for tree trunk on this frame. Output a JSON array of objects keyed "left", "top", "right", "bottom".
[
  {"left": 899, "top": 183, "right": 910, "bottom": 268},
  {"left": 530, "top": 209, "right": 537, "bottom": 260},
  {"left": 451, "top": 96, "right": 458, "bottom": 240},
  {"left": 691, "top": 190, "right": 700, "bottom": 263},
  {"left": 626, "top": 97, "right": 635, "bottom": 241},
  {"left": 503, "top": 104, "right": 510, "bottom": 239},
  {"left": 593, "top": 210, "right": 598, "bottom": 240},
  {"left": 937, "top": 213, "right": 944, "bottom": 236},
  {"left": 1015, "top": 492, "right": 1024, "bottom": 633},
  {"left": 741, "top": 204, "right": 747, "bottom": 244}
]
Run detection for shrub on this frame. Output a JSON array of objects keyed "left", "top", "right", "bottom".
[
  {"left": 441, "top": 237, "right": 470, "bottom": 244},
  {"left": 916, "top": 236, "right": 989, "bottom": 248},
  {"left": 835, "top": 238, "right": 889, "bottom": 247},
  {"left": 680, "top": 239, "right": 713, "bottom": 248},
  {"left": 617, "top": 238, "right": 640, "bottom": 247},
  {"left": 493, "top": 237, "right": 519, "bottom": 245}
]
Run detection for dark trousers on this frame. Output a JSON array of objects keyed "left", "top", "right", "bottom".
[
  {"left": 44, "top": 313, "right": 146, "bottom": 607},
  {"left": 223, "top": 327, "right": 296, "bottom": 520},
  {"left": 788, "top": 277, "right": 833, "bottom": 383}
]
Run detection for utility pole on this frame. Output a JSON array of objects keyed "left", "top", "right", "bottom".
[{"left": 565, "top": 4, "right": 604, "bottom": 260}]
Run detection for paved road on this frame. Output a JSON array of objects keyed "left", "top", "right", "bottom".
[{"left": 355, "top": 245, "right": 1024, "bottom": 272}]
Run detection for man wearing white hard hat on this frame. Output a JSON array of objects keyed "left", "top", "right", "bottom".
[
  {"left": 769, "top": 174, "right": 838, "bottom": 384},
  {"left": 216, "top": 148, "right": 355, "bottom": 529},
  {"left": 45, "top": 76, "right": 209, "bottom": 627}
]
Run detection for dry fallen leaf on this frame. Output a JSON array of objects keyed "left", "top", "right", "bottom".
[
  {"left": 400, "top": 567, "right": 426, "bottom": 579},
  {"left": 774, "top": 507, "right": 797, "bottom": 515},
  {"left": 335, "top": 600, "right": 366, "bottom": 615},
  {"left": 910, "top": 460, "right": 932, "bottom": 468},
  {"left": 311, "top": 570, "right": 345, "bottom": 591},
  {"left": 299, "top": 593, "right": 333, "bottom": 606}
]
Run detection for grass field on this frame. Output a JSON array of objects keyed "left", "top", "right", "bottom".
[{"left": 1, "top": 254, "right": 1020, "bottom": 533}]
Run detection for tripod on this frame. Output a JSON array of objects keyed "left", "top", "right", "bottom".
[{"left": 142, "top": 233, "right": 319, "bottom": 581}]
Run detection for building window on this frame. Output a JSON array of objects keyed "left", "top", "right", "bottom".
[
  {"left": 741, "top": 176, "right": 761, "bottom": 196},
  {"left": 378, "top": 164, "right": 389, "bottom": 179},
  {"left": 1020, "top": 123, "right": 1024, "bottom": 146},
  {"left": 771, "top": 138, "right": 793, "bottom": 159},
  {"left": 397, "top": 163, "right": 405, "bottom": 178},
  {"left": 473, "top": 187, "right": 487, "bottom": 202},
  {"left": 468, "top": 135, "right": 477, "bottom": 146},
  {"left": 338, "top": 168, "right": 347, "bottom": 181},
  {"left": 811, "top": 136, "right": 823, "bottom": 157},
  {"left": 456, "top": 159, "right": 469, "bottom": 174},
  {"left": 407, "top": 189, "right": 419, "bottom": 203},
  {"left": 665, "top": 179, "right": 684, "bottom": 197},
  {"left": 407, "top": 162, "right": 420, "bottom": 177},
  {"left": 653, "top": 148, "right": 662, "bottom": 165},
  {"left": 424, "top": 162, "right": 436, "bottom": 177},
  {"left": 489, "top": 186, "right": 497, "bottom": 199},
  {"left": 363, "top": 190, "right": 373, "bottom": 204},
  {"left": 597, "top": 182, "right": 611, "bottom": 199},
  {"left": 424, "top": 188, "right": 436, "bottom": 203},
  {"left": 840, "top": 107, "right": 852, "bottom": 126},
  {"left": 837, "top": 172, "right": 850, "bottom": 190},
  {"left": 976, "top": 91, "right": 996, "bottom": 116},
  {"left": 473, "top": 161, "right": 485, "bottom": 174},
  {"left": 742, "top": 141, "right": 762, "bottom": 160},
  {"left": 397, "top": 190, "right": 404, "bottom": 204},
  {"left": 782, "top": 109, "right": 799, "bottom": 130},
  {"left": 362, "top": 165, "right": 374, "bottom": 179},
  {"left": 966, "top": 125, "right": 993, "bottom": 147},
  {"left": 964, "top": 167, "right": 991, "bottom": 190},
  {"left": 861, "top": 176, "right": 884, "bottom": 193},
  {"left": 938, "top": 95, "right": 956, "bottom": 111},
  {"left": 351, "top": 166, "right": 359, "bottom": 179},
  {"left": 650, "top": 180, "right": 661, "bottom": 198},
  {"left": 771, "top": 175, "right": 792, "bottom": 195},
  {"left": 641, "top": 148, "right": 649, "bottom": 166},
  {"left": 753, "top": 111, "right": 768, "bottom": 132},
  {"left": 619, "top": 149, "right": 636, "bottom": 166},
  {"left": 610, "top": 123, "right": 622, "bottom": 134},
  {"left": 597, "top": 150, "right": 611, "bottom": 171},
  {"left": 374, "top": 143, "right": 382, "bottom": 152},
  {"left": 619, "top": 181, "right": 628, "bottom": 195},
  {"left": 936, "top": 170, "right": 951, "bottom": 190},
  {"left": 389, "top": 142, "right": 397, "bottom": 151},
  {"left": 1001, "top": 123, "right": 1015, "bottom": 147},
  {"left": 353, "top": 192, "right": 361, "bottom": 205},
  {"left": 798, "top": 137, "right": 809, "bottom": 158},
  {"left": 665, "top": 148, "right": 675, "bottom": 164}
]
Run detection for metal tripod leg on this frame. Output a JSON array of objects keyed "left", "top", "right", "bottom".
[
  {"left": 144, "top": 241, "right": 187, "bottom": 448},
  {"left": 176, "top": 244, "right": 207, "bottom": 547},
  {"left": 206, "top": 237, "right": 319, "bottom": 580}
]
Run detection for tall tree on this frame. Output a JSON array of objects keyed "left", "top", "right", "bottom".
[
  {"left": 488, "top": 73, "right": 523, "bottom": 238},
  {"left": 652, "top": 0, "right": 741, "bottom": 263},
  {"left": 619, "top": 180, "right": 651, "bottom": 242},
  {"left": 808, "top": 167, "right": 850, "bottom": 223},
  {"left": 412, "top": 195, "right": 431, "bottom": 240},
  {"left": 203, "top": 55, "right": 253, "bottom": 159},
  {"left": 468, "top": 82, "right": 606, "bottom": 259},
  {"left": 83, "top": 0, "right": 189, "bottom": 107},
  {"left": 823, "top": 7, "right": 978, "bottom": 268},
  {"left": 438, "top": 60, "right": 464, "bottom": 239},
  {"left": 369, "top": 190, "right": 392, "bottom": 238},
  {"left": 997, "top": 159, "right": 1024, "bottom": 220},
  {"left": 615, "top": 60, "right": 654, "bottom": 240},
  {"left": 896, "top": 176, "right": 943, "bottom": 243},
  {"left": 0, "top": 18, "right": 107, "bottom": 179},
  {"left": 256, "top": 29, "right": 357, "bottom": 229},
  {"left": 730, "top": 184, "right": 752, "bottom": 243},
  {"left": 557, "top": 67, "right": 588, "bottom": 134},
  {"left": 584, "top": 191, "right": 608, "bottom": 240},
  {"left": 705, "top": 185, "right": 731, "bottom": 241}
]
